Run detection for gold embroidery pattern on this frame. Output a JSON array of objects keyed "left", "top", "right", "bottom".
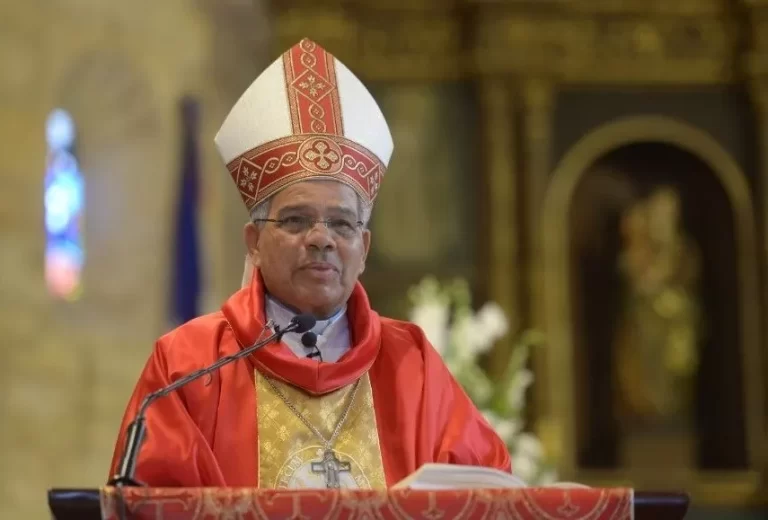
[
  {"left": 297, "top": 137, "right": 344, "bottom": 174},
  {"left": 283, "top": 38, "right": 344, "bottom": 136},
  {"left": 256, "top": 371, "right": 386, "bottom": 490},
  {"left": 99, "top": 487, "right": 636, "bottom": 520},
  {"left": 227, "top": 134, "right": 385, "bottom": 209}
]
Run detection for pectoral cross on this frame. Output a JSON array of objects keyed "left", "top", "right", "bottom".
[{"left": 311, "top": 449, "right": 351, "bottom": 488}]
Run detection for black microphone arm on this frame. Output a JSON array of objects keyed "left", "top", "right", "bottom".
[{"left": 108, "top": 313, "right": 316, "bottom": 487}]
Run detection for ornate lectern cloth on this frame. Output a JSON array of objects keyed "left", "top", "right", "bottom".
[{"left": 99, "top": 487, "right": 634, "bottom": 520}]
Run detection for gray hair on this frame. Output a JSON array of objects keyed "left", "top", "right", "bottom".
[{"left": 249, "top": 191, "right": 372, "bottom": 228}]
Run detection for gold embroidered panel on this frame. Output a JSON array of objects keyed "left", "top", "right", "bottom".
[{"left": 255, "top": 370, "right": 386, "bottom": 489}]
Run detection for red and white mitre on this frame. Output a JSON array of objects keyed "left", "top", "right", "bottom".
[{"left": 214, "top": 38, "right": 394, "bottom": 211}]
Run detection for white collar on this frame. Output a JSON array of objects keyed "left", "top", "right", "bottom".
[{"left": 264, "top": 294, "right": 346, "bottom": 336}]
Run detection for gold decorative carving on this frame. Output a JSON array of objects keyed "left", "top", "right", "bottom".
[
  {"left": 355, "top": 14, "right": 464, "bottom": 80},
  {"left": 273, "top": 4, "right": 745, "bottom": 84},
  {"left": 562, "top": 0, "right": 729, "bottom": 15},
  {"left": 276, "top": 9, "right": 356, "bottom": 61},
  {"left": 539, "top": 115, "right": 765, "bottom": 505}
]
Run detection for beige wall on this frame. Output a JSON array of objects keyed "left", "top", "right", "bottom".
[{"left": 0, "top": 1, "right": 271, "bottom": 517}]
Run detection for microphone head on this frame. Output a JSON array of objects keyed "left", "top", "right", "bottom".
[
  {"left": 301, "top": 331, "right": 318, "bottom": 348},
  {"left": 291, "top": 314, "right": 316, "bottom": 333}
]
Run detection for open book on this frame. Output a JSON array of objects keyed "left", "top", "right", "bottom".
[{"left": 392, "top": 464, "right": 589, "bottom": 490}]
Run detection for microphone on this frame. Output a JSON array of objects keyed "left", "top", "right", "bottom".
[
  {"left": 108, "top": 313, "right": 316, "bottom": 487},
  {"left": 301, "top": 331, "right": 323, "bottom": 362},
  {"left": 301, "top": 331, "right": 317, "bottom": 349},
  {"left": 292, "top": 314, "right": 316, "bottom": 335}
]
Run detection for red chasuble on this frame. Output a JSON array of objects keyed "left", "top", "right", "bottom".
[{"left": 109, "top": 271, "right": 511, "bottom": 487}]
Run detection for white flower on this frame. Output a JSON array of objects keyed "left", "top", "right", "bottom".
[
  {"left": 407, "top": 275, "right": 556, "bottom": 485},
  {"left": 476, "top": 302, "right": 510, "bottom": 345},
  {"left": 409, "top": 301, "right": 449, "bottom": 355},
  {"left": 507, "top": 369, "right": 534, "bottom": 410},
  {"left": 450, "top": 313, "right": 485, "bottom": 361},
  {"left": 511, "top": 452, "right": 537, "bottom": 485},
  {"left": 512, "top": 434, "right": 546, "bottom": 484},
  {"left": 450, "top": 303, "right": 510, "bottom": 360},
  {"left": 514, "top": 433, "right": 544, "bottom": 460}
]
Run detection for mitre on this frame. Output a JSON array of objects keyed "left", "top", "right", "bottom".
[{"left": 214, "top": 38, "right": 394, "bottom": 211}]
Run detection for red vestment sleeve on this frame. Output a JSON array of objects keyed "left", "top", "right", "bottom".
[
  {"left": 425, "top": 341, "right": 513, "bottom": 472},
  {"left": 371, "top": 322, "right": 512, "bottom": 484},
  {"left": 107, "top": 339, "right": 226, "bottom": 487}
]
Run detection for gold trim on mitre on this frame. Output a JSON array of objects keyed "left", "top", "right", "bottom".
[{"left": 227, "top": 134, "right": 386, "bottom": 211}]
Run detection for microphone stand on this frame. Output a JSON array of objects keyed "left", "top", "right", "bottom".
[{"left": 108, "top": 318, "right": 302, "bottom": 488}]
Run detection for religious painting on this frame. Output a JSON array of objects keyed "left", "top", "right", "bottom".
[
  {"left": 359, "top": 82, "right": 480, "bottom": 319},
  {"left": 613, "top": 186, "right": 703, "bottom": 435},
  {"left": 566, "top": 142, "right": 748, "bottom": 474}
]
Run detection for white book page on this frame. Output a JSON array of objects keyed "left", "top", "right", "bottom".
[{"left": 393, "top": 464, "right": 591, "bottom": 490}]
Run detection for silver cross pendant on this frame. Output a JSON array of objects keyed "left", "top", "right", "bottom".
[{"left": 310, "top": 449, "right": 351, "bottom": 488}]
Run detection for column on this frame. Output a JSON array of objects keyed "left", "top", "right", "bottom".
[
  {"left": 522, "top": 77, "right": 555, "bottom": 323},
  {"left": 521, "top": 77, "right": 558, "bottom": 460},
  {"left": 479, "top": 79, "right": 520, "bottom": 380},
  {"left": 748, "top": 77, "right": 768, "bottom": 490}
]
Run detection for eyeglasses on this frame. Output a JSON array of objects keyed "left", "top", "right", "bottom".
[{"left": 254, "top": 216, "right": 364, "bottom": 239}]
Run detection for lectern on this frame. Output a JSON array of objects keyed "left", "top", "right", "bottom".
[{"left": 48, "top": 487, "right": 690, "bottom": 519}]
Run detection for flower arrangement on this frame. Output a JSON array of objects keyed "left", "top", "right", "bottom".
[{"left": 407, "top": 276, "right": 557, "bottom": 485}]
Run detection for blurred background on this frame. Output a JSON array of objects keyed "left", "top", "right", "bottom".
[{"left": 1, "top": 0, "right": 767, "bottom": 518}]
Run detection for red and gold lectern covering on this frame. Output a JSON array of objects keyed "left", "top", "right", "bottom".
[{"left": 99, "top": 487, "right": 634, "bottom": 520}]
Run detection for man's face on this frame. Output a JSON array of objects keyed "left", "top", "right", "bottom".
[{"left": 244, "top": 180, "right": 371, "bottom": 319}]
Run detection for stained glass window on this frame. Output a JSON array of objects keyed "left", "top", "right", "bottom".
[{"left": 44, "top": 108, "right": 84, "bottom": 300}]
